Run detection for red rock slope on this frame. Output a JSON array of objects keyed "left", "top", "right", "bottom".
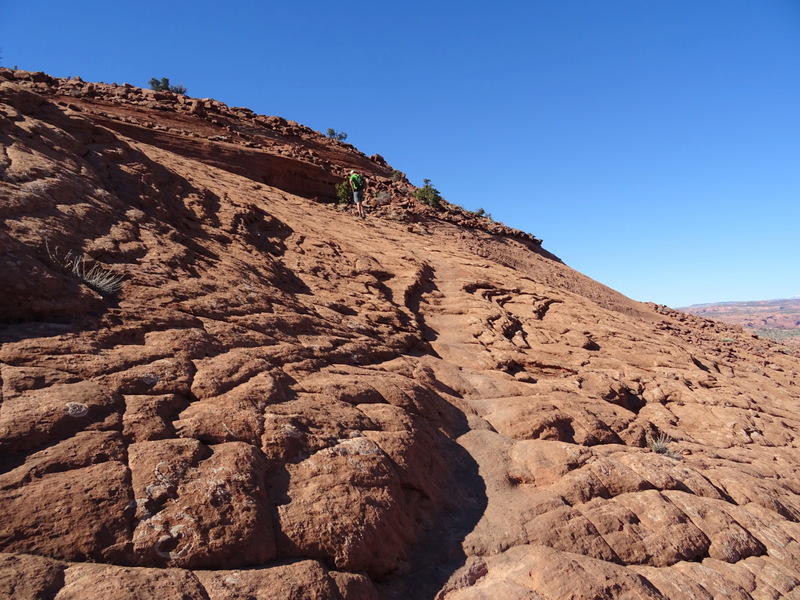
[{"left": 1, "top": 70, "right": 799, "bottom": 599}]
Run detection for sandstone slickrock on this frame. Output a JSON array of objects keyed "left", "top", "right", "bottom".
[{"left": 1, "top": 69, "right": 799, "bottom": 599}]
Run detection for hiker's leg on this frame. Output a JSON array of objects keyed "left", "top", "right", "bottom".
[{"left": 353, "top": 189, "right": 365, "bottom": 217}]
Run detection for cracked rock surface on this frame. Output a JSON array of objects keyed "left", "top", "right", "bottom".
[{"left": 1, "top": 69, "right": 799, "bottom": 599}]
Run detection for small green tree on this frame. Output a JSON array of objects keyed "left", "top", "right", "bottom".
[
  {"left": 149, "top": 77, "right": 187, "bottom": 95},
  {"left": 326, "top": 128, "right": 348, "bottom": 141},
  {"left": 336, "top": 180, "right": 352, "bottom": 205},
  {"left": 413, "top": 179, "right": 443, "bottom": 209}
]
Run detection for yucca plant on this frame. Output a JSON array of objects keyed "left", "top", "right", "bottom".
[{"left": 645, "top": 431, "right": 677, "bottom": 458}]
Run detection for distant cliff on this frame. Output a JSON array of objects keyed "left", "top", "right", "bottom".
[{"left": 683, "top": 298, "right": 800, "bottom": 349}]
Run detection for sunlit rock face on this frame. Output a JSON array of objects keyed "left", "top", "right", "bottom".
[{"left": 1, "top": 69, "right": 799, "bottom": 600}]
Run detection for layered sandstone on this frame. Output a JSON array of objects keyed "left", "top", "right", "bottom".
[{"left": 1, "top": 70, "right": 799, "bottom": 599}]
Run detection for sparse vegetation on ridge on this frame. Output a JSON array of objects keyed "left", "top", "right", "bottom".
[
  {"left": 413, "top": 179, "right": 443, "bottom": 209},
  {"left": 148, "top": 77, "right": 187, "bottom": 95},
  {"left": 326, "top": 128, "right": 348, "bottom": 141}
]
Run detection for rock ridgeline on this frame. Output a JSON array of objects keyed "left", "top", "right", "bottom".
[
  {"left": 1, "top": 69, "right": 799, "bottom": 599},
  {"left": 0, "top": 68, "right": 542, "bottom": 246}
]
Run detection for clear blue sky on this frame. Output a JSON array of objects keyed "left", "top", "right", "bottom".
[{"left": 2, "top": 0, "right": 799, "bottom": 307}]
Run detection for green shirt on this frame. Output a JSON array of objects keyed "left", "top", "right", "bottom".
[{"left": 350, "top": 173, "right": 365, "bottom": 190}]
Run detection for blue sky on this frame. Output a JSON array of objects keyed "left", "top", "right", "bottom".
[{"left": 2, "top": 0, "right": 798, "bottom": 307}]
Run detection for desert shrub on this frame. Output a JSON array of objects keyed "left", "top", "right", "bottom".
[
  {"left": 645, "top": 431, "right": 677, "bottom": 458},
  {"left": 374, "top": 191, "right": 391, "bottom": 206},
  {"left": 336, "top": 181, "right": 352, "bottom": 205},
  {"left": 391, "top": 170, "right": 406, "bottom": 183},
  {"left": 149, "top": 77, "right": 187, "bottom": 95},
  {"left": 46, "top": 242, "right": 124, "bottom": 295},
  {"left": 413, "top": 179, "right": 443, "bottom": 209},
  {"left": 326, "top": 128, "right": 348, "bottom": 141}
]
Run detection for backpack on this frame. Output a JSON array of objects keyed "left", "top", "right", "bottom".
[{"left": 351, "top": 173, "right": 365, "bottom": 190}]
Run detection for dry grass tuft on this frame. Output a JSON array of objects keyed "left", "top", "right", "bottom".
[
  {"left": 46, "top": 241, "right": 124, "bottom": 295},
  {"left": 646, "top": 430, "right": 679, "bottom": 459}
]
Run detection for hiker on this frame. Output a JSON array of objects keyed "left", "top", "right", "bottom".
[{"left": 348, "top": 170, "right": 367, "bottom": 218}]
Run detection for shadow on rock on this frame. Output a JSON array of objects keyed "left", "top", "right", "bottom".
[
  {"left": 261, "top": 371, "right": 487, "bottom": 599},
  {"left": 377, "top": 434, "right": 487, "bottom": 600}
]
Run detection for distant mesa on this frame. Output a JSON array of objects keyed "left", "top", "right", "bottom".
[{"left": 682, "top": 297, "right": 800, "bottom": 348}]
